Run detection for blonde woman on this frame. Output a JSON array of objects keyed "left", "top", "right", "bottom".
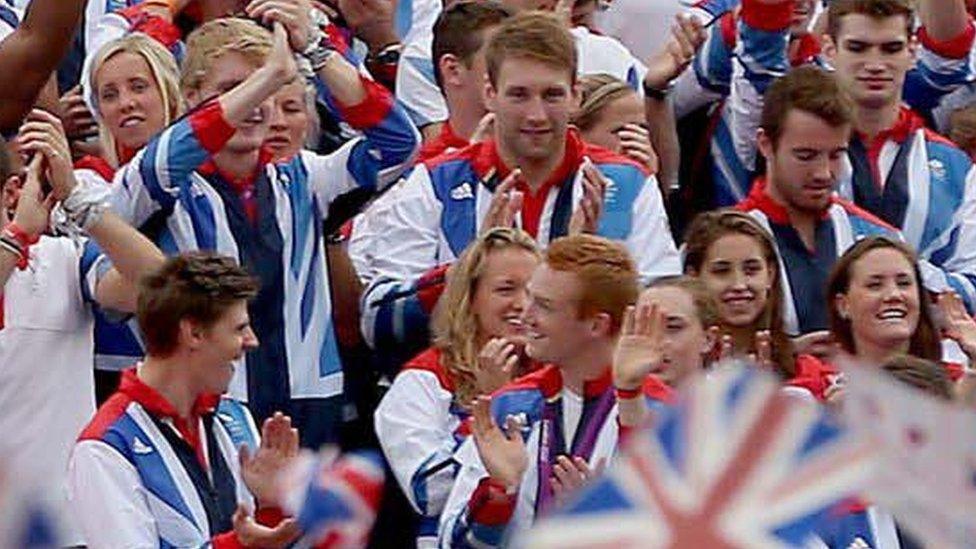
[
  {"left": 374, "top": 227, "right": 540, "bottom": 548},
  {"left": 86, "top": 33, "right": 183, "bottom": 170}
]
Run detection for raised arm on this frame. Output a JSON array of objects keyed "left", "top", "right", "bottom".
[
  {"left": 17, "top": 109, "right": 165, "bottom": 313},
  {"left": 0, "top": 0, "right": 86, "bottom": 132}
]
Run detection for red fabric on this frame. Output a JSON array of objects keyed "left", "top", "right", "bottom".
[
  {"left": 642, "top": 375, "right": 677, "bottom": 404},
  {"left": 736, "top": 177, "right": 829, "bottom": 224},
  {"left": 333, "top": 78, "right": 395, "bottom": 129},
  {"left": 614, "top": 386, "right": 642, "bottom": 400},
  {"left": 199, "top": 147, "right": 274, "bottom": 224},
  {"left": 74, "top": 155, "right": 117, "bottom": 182},
  {"left": 468, "top": 477, "right": 518, "bottom": 526},
  {"left": 115, "top": 369, "right": 221, "bottom": 470},
  {"left": 582, "top": 367, "right": 613, "bottom": 399},
  {"left": 418, "top": 123, "right": 470, "bottom": 163},
  {"left": 118, "top": 5, "right": 183, "bottom": 49},
  {"left": 416, "top": 263, "right": 452, "bottom": 313},
  {"left": 790, "top": 33, "right": 822, "bottom": 66},
  {"left": 854, "top": 106, "right": 925, "bottom": 190},
  {"left": 211, "top": 532, "right": 244, "bottom": 549},
  {"left": 917, "top": 21, "right": 976, "bottom": 59},
  {"left": 944, "top": 361, "right": 965, "bottom": 382},
  {"left": 402, "top": 347, "right": 456, "bottom": 392},
  {"left": 79, "top": 391, "right": 134, "bottom": 440},
  {"left": 255, "top": 506, "right": 286, "bottom": 527},
  {"left": 740, "top": 0, "right": 793, "bottom": 32},
  {"left": 720, "top": 11, "right": 738, "bottom": 48},
  {"left": 785, "top": 354, "right": 837, "bottom": 401},
  {"left": 189, "top": 100, "right": 237, "bottom": 155},
  {"left": 493, "top": 364, "right": 564, "bottom": 400}
]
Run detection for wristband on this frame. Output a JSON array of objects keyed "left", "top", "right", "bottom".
[
  {"left": 642, "top": 80, "right": 672, "bottom": 101},
  {"left": 615, "top": 385, "right": 642, "bottom": 400},
  {"left": 4, "top": 222, "right": 40, "bottom": 248},
  {"left": 0, "top": 229, "right": 32, "bottom": 271}
]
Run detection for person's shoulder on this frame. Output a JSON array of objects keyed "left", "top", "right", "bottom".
[
  {"left": 399, "top": 347, "right": 456, "bottom": 392},
  {"left": 584, "top": 143, "right": 652, "bottom": 178},
  {"left": 489, "top": 365, "right": 562, "bottom": 425},
  {"left": 831, "top": 198, "right": 899, "bottom": 234},
  {"left": 78, "top": 391, "right": 134, "bottom": 443}
]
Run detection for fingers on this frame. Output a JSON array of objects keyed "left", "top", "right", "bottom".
[
  {"left": 755, "top": 330, "right": 772, "bottom": 367},
  {"left": 269, "top": 518, "right": 302, "bottom": 546},
  {"left": 503, "top": 414, "right": 525, "bottom": 443},
  {"left": 238, "top": 443, "right": 253, "bottom": 469},
  {"left": 471, "top": 396, "right": 494, "bottom": 441},
  {"left": 622, "top": 305, "right": 636, "bottom": 336},
  {"left": 719, "top": 333, "right": 734, "bottom": 361}
]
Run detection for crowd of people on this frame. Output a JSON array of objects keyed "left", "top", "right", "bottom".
[{"left": 1, "top": 0, "right": 976, "bottom": 546}]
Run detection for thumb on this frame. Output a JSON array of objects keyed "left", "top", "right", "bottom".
[{"left": 238, "top": 443, "right": 252, "bottom": 469}]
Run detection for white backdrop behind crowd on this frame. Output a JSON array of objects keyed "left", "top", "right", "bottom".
[{"left": 595, "top": 0, "right": 684, "bottom": 59}]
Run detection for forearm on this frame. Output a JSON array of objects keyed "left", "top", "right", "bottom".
[
  {"left": 918, "top": 0, "right": 970, "bottom": 42},
  {"left": 219, "top": 65, "right": 292, "bottom": 127},
  {"left": 616, "top": 395, "right": 649, "bottom": 428},
  {"left": 0, "top": 0, "right": 85, "bottom": 130},
  {"left": 645, "top": 96, "right": 680, "bottom": 194},
  {"left": 315, "top": 54, "right": 367, "bottom": 107},
  {"left": 88, "top": 211, "right": 164, "bottom": 284}
]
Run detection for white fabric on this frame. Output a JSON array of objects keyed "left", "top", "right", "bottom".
[
  {"left": 0, "top": 237, "right": 99, "bottom": 545},
  {"left": 561, "top": 388, "right": 583, "bottom": 448},
  {"left": 595, "top": 0, "right": 683, "bottom": 60}
]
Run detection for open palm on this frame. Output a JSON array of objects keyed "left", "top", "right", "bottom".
[
  {"left": 471, "top": 396, "right": 527, "bottom": 490},
  {"left": 613, "top": 304, "right": 666, "bottom": 390}
]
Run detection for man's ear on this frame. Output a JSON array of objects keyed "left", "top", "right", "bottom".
[
  {"left": 483, "top": 74, "right": 498, "bottom": 113},
  {"left": 821, "top": 33, "right": 838, "bottom": 63},
  {"left": 179, "top": 318, "right": 206, "bottom": 351},
  {"left": 589, "top": 311, "right": 614, "bottom": 338},
  {"left": 439, "top": 53, "right": 463, "bottom": 88}
]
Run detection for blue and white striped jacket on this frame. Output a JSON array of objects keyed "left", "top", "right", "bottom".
[{"left": 109, "top": 83, "right": 419, "bottom": 406}]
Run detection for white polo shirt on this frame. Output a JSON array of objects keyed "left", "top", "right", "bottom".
[{"left": 0, "top": 236, "right": 105, "bottom": 545}]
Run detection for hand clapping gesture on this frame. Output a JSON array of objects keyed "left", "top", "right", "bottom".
[
  {"left": 939, "top": 291, "right": 976, "bottom": 359},
  {"left": 471, "top": 396, "right": 528, "bottom": 491},
  {"left": 240, "top": 412, "right": 300, "bottom": 507}
]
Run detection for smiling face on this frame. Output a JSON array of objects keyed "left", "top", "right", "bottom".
[
  {"left": 835, "top": 247, "right": 920, "bottom": 357},
  {"left": 637, "top": 286, "right": 711, "bottom": 386},
  {"left": 696, "top": 233, "right": 774, "bottom": 329},
  {"left": 95, "top": 51, "right": 168, "bottom": 151},
  {"left": 486, "top": 57, "right": 578, "bottom": 163},
  {"left": 520, "top": 264, "right": 596, "bottom": 364},
  {"left": 187, "top": 300, "right": 259, "bottom": 395},
  {"left": 471, "top": 247, "right": 540, "bottom": 347},
  {"left": 824, "top": 13, "right": 916, "bottom": 110},
  {"left": 760, "top": 109, "right": 851, "bottom": 215}
]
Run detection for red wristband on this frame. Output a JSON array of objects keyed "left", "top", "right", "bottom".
[
  {"left": 615, "top": 386, "right": 642, "bottom": 400},
  {"left": 4, "top": 222, "right": 40, "bottom": 248}
]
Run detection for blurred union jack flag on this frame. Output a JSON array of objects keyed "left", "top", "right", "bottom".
[
  {"left": 282, "top": 449, "right": 385, "bottom": 549},
  {"left": 842, "top": 362, "right": 976, "bottom": 548},
  {"left": 521, "top": 363, "right": 878, "bottom": 549}
]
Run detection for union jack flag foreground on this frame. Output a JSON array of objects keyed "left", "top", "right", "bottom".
[
  {"left": 281, "top": 449, "right": 386, "bottom": 549},
  {"left": 520, "top": 363, "right": 878, "bottom": 548},
  {"left": 842, "top": 362, "right": 976, "bottom": 548}
]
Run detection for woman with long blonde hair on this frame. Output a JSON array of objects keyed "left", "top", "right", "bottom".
[
  {"left": 86, "top": 33, "right": 183, "bottom": 169},
  {"left": 375, "top": 227, "right": 540, "bottom": 548}
]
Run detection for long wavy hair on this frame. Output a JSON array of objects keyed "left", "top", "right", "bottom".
[
  {"left": 826, "top": 236, "right": 941, "bottom": 361},
  {"left": 89, "top": 33, "right": 183, "bottom": 167},
  {"left": 682, "top": 210, "right": 796, "bottom": 377},
  {"left": 431, "top": 227, "right": 541, "bottom": 405}
]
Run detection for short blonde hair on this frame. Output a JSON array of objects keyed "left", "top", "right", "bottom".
[
  {"left": 89, "top": 33, "right": 183, "bottom": 166},
  {"left": 180, "top": 18, "right": 272, "bottom": 93}
]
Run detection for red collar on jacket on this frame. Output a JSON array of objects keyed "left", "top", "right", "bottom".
[
  {"left": 198, "top": 146, "right": 275, "bottom": 191},
  {"left": 469, "top": 128, "right": 587, "bottom": 189},
  {"left": 854, "top": 105, "right": 925, "bottom": 147},
  {"left": 418, "top": 122, "right": 470, "bottom": 163},
  {"left": 736, "top": 177, "right": 833, "bottom": 224},
  {"left": 789, "top": 33, "right": 822, "bottom": 66},
  {"left": 499, "top": 362, "right": 613, "bottom": 400},
  {"left": 118, "top": 368, "right": 220, "bottom": 424}
]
